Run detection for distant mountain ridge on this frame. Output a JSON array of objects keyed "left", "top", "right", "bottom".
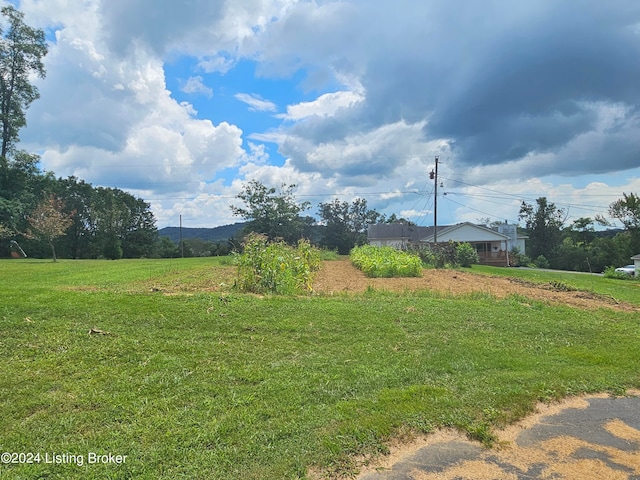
[{"left": 158, "top": 223, "right": 245, "bottom": 243}]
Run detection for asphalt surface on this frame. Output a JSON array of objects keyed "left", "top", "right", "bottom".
[{"left": 358, "top": 393, "right": 640, "bottom": 480}]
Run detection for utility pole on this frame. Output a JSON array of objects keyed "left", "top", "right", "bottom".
[
  {"left": 429, "top": 156, "right": 439, "bottom": 243},
  {"left": 179, "top": 214, "right": 184, "bottom": 258}
]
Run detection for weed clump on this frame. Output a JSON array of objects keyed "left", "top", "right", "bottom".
[
  {"left": 233, "top": 233, "right": 321, "bottom": 294},
  {"left": 350, "top": 245, "right": 423, "bottom": 277}
]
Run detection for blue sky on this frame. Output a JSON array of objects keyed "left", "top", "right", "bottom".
[{"left": 10, "top": 0, "right": 640, "bottom": 228}]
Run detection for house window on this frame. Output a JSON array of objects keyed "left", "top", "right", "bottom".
[{"left": 475, "top": 242, "right": 489, "bottom": 254}]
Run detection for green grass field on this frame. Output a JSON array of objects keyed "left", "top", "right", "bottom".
[{"left": 1, "top": 258, "right": 639, "bottom": 479}]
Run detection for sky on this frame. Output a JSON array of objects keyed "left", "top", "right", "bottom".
[{"left": 8, "top": 0, "right": 640, "bottom": 229}]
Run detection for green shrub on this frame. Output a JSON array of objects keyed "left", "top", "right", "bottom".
[
  {"left": 455, "top": 242, "right": 480, "bottom": 267},
  {"left": 233, "top": 233, "right": 321, "bottom": 294},
  {"left": 320, "top": 248, "right": 340, "bottom": 261},
  {"left": 533, "top": 255, "right": 550, "bottom": 269},
  {"left": 603, "top": 266, "right": 636, "bottom": 280},
  {"left": 412, "top": 245, "right": 437, "bottom": 266},
  {"left": 350, "top": 245, "right": 423, "bottom": 278},
  {"left": 509, "top": 247, "right": 530, "bottom": 267},
  {"left": 412, "top": 241, "right": 466, "bottom": 268}
]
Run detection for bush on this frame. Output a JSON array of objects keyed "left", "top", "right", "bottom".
[
  {"left": 412, "top": 245, "right": 437, "bottom": 266},
  {"left": 320, "top": 248, "right": 340, "bottom": 261},
  {"left": 350, "top": 245, "right": 422, "bottom": 278},
  {"left": 412, "top": 241, "right": 468, "bottom": 269},
  {"left": 233, "top": 233, "right": 321, "bottom": 294},
  {"left": 508, "top": 247, "right": 530, "bottom": 267},
  {"left": 455, "top": 242, "right": 480, "bottom": 267},
  {"left": 532, "top": 255, "right": 550, "bottom": 269},
  {"left": 603, "top": 266, "right": 636, "bottom": 280}
]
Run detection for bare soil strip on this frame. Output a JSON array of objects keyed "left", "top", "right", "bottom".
[{"left": 313, "top": 259, "right": 639, "bottom": 312}]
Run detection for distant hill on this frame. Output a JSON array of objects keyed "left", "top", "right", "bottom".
[{"left": 158, "top": 223, "right": 245, "bottom": 243}]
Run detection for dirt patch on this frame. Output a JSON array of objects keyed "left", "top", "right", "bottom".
[{"left": 313, "top": 259, "right": 638, "bottom": 312}]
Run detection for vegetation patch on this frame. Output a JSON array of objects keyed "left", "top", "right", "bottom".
[
  {"left": 603, "top": 266, "right": 638, "bottom": 281},
  {"left": 1, "top": 259, "right": 640, "bottom": 480},
  {"left": 350, "top": 245, "right": 423, "bottom": 278},
  {"left": 233, "top": 233, "right": 321, "bottom": 294},
  {"left": 411, "top": 241, "right": 479, "bottom": 269}
]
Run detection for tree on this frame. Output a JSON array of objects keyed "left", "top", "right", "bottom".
[
  {"left": 518, "top": 197, "right": 565, "bottom": 262},
  {"left": 154, "top": 236, "right": 180, "bottom": 258},
  {"left": 385, "top": 213, "right": 416, "bottom": 225},
  {"left": 317, "top": 198, "right": 384, "bottom": 254},
  {"left": 0, "top": 221, "right": 10, "bottom": 238},
  {"left": 609, "top": 192, "right": 640, "bottom": 230},
  {"left": 54, "top": 176, "right": 95, "bottom": 258},
  {"left": 90, "top": 187, "right": 157, "bottom": 259},
  {"left": 567, "top": 217, "right": 596, "bottom": 245},
  {"left": 118, "top": 193, "right": 157, "bottom": 258},
  {"left": 0, "top": 151, "right": 52, "bottom": 235},
  {"left": 26, "top": 194, "right": 73, "bottom": 261},
  {"left": 0, "top": 5, "right": 47, "bottom": 160},
  {"left": 609, "top": 192, "right": 640, "bottom": 255},
  {"left": 230, "top": 180, "right": 311, "bottom": 244}
]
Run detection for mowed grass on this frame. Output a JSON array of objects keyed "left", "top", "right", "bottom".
[
  {"left": 470, "top": 264, "right": 640, "bottom": 306},
  {"left": 1, "top": 259, "right": 639, "bottom": 479}
]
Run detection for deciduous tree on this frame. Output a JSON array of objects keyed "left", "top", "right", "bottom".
[
  {"left": 318, "top": 198, "right": 384, "bottom": 254},
  {"left": 27, "top": 194, "right": 73, "bottom": 262},
  {"left": 0, "top": 5, "right": 47, "bottom": 160},
  {"left": 231, "top": 180, "right": 311, "bottom": 244},
  {"left": 518, "top": 197, "right": 565, "bottom": 261},
  {"left": 90, "top": 187, "right": 157, "bottom": 259},
  {"left": 609, "top": 192, "right": 640, "bottom": 254}
]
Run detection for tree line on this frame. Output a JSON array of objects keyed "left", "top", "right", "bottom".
[
  {"left": 230, "top": 179, "right": 412, "bottom": 255},
  {"left": 231, "top": 180, "right": 640, "bottom": 273},
  {"left": 518, "top": 195, "right": 640, "bottom": 272},
  {"left": 0, "top": 6, "right": 158, "bottom": 260},
  {"left": 0, "top": 163, "right": 158, "bottom": 259}
]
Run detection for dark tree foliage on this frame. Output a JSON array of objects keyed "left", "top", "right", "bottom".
[
  {"left": 609, "top": 192, "right": 640, "bottom": 255},
  {"left": 90, "top": 187, "right": 157, "bottom": 259},
  {"left": 518, "top": 197, "right": 565, "bottom": 261},
  {"left": 0, "top": 5, "right": 47, "bottom": 159},
  {"left": 0, "top": 5, "right": 49, "bottom": 255},
  {"left": 1, "top": 172, "right": 157, "bottom": 259},
  {"left": 385, "top": 213, "right": 415, "bottom": 225},
  {"left": 54, "top": 176, "right": 95, "bottom": 258},
  {"left": 317, "top": 198, "right": 384, "bottom": 254}
]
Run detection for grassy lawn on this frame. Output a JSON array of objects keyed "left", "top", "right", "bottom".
[
  {"left": 1, "top": 258, "right": 639, "bottom": 479},
  {"left": 470, "top": 264, "right": 640, "bottom": 305}
]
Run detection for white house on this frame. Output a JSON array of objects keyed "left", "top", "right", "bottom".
[{"left": 367, "top": 222, "right": 527, "bottom": 267}]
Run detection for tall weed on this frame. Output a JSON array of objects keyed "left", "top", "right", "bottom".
[
  {"left": 233, "top": 233, "right": 321, "bottom": 294},
  {"left": 351, "top": 245, "right": 422, "bottom": 277}
]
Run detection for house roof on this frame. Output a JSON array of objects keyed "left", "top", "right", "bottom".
[
  {"left": 367, "top": 222, "right": 513, "bottom": 243},
  {"left": 367, "top": 223, "right": 430, "bottom": 242},
  {"left": 420, "top": 222, "right": 510, "bottom": 242},
  {"left": 631, "top": 254, "right": 640, "bottom": 260}
]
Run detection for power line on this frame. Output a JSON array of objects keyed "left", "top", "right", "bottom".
[{"left": 443, "top": 196, "right": 521, "bottom": 224}]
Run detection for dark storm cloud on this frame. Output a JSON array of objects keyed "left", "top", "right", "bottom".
[
  {"left": 275, "top": 0, "right": 640, "bottom": 178},
  {"left": 362, "top": 1, "right": 640, "bottom": 171}
]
